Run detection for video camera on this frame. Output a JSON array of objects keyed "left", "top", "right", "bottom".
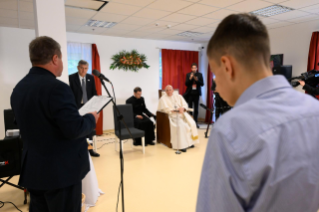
[{"left": 289, "top": 69, "right": 319, "bottom": 87}]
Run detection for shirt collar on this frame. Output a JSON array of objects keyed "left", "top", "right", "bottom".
[
  {"left": 78, "top": 73, "right": 86, "bottom": 80},
  {"left": 234, "top": 75, "right": 291, "bottom": 107}
]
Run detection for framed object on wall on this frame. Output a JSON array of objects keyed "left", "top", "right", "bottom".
[{"left": 270, "top": 54, "right": 283, "bottom": 69}]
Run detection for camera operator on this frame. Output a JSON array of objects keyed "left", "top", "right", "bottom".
[{"left": 298, "top": 80, "right": 319, "bottom": 98}]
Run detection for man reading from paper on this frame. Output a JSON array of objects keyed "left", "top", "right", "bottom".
[{"left": 157, "top": 85, "right": 199, "bottom": 152}]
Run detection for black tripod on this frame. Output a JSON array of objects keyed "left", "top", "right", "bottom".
[
  {"left": 99, "top": 78, "right": 132, "bottom": 212},
  {"left": 199, "top": 104, "right": 214, "bottom": 138}
]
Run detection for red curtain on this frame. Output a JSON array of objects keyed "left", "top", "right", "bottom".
[
  {"left": 205, "top": 65, "right": 214, "bottom": 123},
  {"left": 162, "top": 49, "right": 199, "bottom": 94},
  {"left": 307, "top": 32, "right": 319, "bottom": 99},
  {"left": 92, "top": 44, "right": 103, "bottom": 135}
]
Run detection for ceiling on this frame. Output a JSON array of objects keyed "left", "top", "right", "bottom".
[{"left": 0, "top": 0, "right": 319, "bottom": 43}]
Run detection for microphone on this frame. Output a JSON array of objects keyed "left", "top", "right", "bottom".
[{"left": 92, "top": 69, "right": 110, "bottom": 82}]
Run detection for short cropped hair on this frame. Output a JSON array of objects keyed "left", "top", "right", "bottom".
[
  {"left": 78, "top": 60, "right": 88, "bottom": 66},
  {"left": 207, "top": 13, "right": 270, "bottom": 68},
  {"left": 29, "top": 36, "right": 61, "bottom": 65},
  {"left": 134, "top": 87, "right": 142, "bottom": 93},
  {"left": 191, "top": 63, "right": 198, "bottom": 68}
]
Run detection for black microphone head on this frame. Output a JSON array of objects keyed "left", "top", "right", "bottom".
[{"left": 92, "top": 69, "right": 100, "bottom": 77}]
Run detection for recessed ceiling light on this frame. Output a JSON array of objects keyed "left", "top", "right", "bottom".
[
  {"left": 250, "top": 5, "right": 294, "bottom": 17},
  {"left": 177, "top": 31, "right": 203, "bottom": 37},
  {"left": 85, "top": 20, "right": 117, "bottom": 28}
]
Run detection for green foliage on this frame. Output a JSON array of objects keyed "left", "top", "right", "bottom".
[{"left": 110, "top": 50, "right": 150, "bottom": 72}]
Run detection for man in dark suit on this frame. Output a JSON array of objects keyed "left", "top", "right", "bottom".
[
  {"left": 69, "top": 60, "right": 100, "bottom": 157},
  {"left": 11, "top": 36, "right": 99, "bottom": 212},
  {"left": 126, "top": 87, "right": 156, "bottom": 146},
  {"left": 184, "top": 63, "right": 204, "bottom": 128}
]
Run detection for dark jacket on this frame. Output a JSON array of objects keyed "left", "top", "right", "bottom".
[
  {"left": 11, "top": 67, "right": 96, "bottom": 190},
  {"left": 184, "top": 72, "right": 204, "bottom": 98},
  {"left": 126, "top": 96, "right": 154, "bottom": 118},
  {"left": 303, "top": 84, "right": 319, "bottom": 98},
  {"left": 69, "top": 72, "right": 97, "bottom": 109}
]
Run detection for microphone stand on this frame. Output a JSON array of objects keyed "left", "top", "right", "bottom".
[
  {"left": 200, "top": 104, "right": 214, "bottom": 138},
  {"left": 100, "top": 78, "right": 132, "bottom": 212}
]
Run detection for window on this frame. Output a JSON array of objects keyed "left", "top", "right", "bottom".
[
  {"left": 67, "top": 42, "right": 92, "bottom": 75},
  {"left": 159, "top": 50, "right": 162, "bottom": 89}
]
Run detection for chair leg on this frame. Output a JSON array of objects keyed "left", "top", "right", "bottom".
[
  {"left": 131, "top": 139, "right": 134, "bottom": 149},
  {"left": 93, "top": 135, "right": 97, "bottom": 152},
  {"left": 142, "top": 137, "right": 145, "bottom": 154},
  {"left": 115, "top": 138, "right": 119, "bottom": 152}
]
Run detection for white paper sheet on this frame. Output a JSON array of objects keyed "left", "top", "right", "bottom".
[{"left": 79, "top": 96, "right": 112, "bottom": 116}]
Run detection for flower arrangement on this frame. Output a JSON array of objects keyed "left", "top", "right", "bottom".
[{"left": 110, "top": 50, "right": 150, "bottom": 72}]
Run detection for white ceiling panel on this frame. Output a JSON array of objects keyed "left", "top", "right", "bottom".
[
  {"left": 300, "top": 4, "right": 319, "bottom": 14},
  {"left": 147, "top": 20, "right": 180, "bottom": 28},
  {"left": 100, "top": 2, "right": 142, "bottom": 16},
  {"left": 121, "top": 17, "right": 155, "bottom": 26},
  {"left": 66, "top": 17, "right": 88, "bottom": 25},
  {"left": 111, "top": 0, "right": 156, "bottom": 7},
  {"left": 102, "top": 28, "right": 130, "bottom": 36},
  {"left": 226, "top": 0, "right": 273, "bottom": 12},
  {"left": 157, "top": 29, "right": 184, "bottom": 35},
  {"left": 125, "top": 31, "right": 152, "bottom": 37},
  {"left": 65, "top": 7, "right": 97, "bottom": 19},
  {"left": 65, "top": 0, "right": 103, "bottom": 10},
  {"left": 161, "top": 13, "right": 196, "bottom": 22},
  {"left": 185, "top": 17, "right": 218, "bottom": 26},
  {"left": 267, "top": 21, "right": 295, "bottom": 28},
  {"left": 19, "top": 11, "right": 34, "bottom": 20},
  {"left": 133, "top": 8, "right": 171, "bottom": 19},
  {"left": 178, "top": 3, "right": 219, "bottom": 16},
  {"left": 204, "top": 9, "right": 238, "bottom": 20},
  {"left": 0, "top": 9, "right": 18, "bottom": 19},
  {"left": 143, "top": 34, "right": 169, "bottom": 39},
  {"left": 138, "top": 26, "right": 166, "bottom": 32},
  {"left": 147, "top": 0, "right": 193, "bottom": 12},
  {"left": 281, "top": 0, "right": 319, "bottom": 9},
  {"left": 261, "top": 0, "right": 288, "bottom": 3},
  {"left": 206, "top": 21, "right": 221, "bottom": 27},
  {"left": 112, "top": 23, "right": 142, "bottom": 30},
  {"left": 192, "top": 26, "right": 215, "bottom": 33},
  {"left": 77, "top": 26, "right": 108, "bottom": 34},
  {"left": 0, "top": 0, "right": 17, "bottom": 10},
  {"left": 271, "top": 10, "right": 310, "bottom": 20},
  {"left": 183, "top": 0, "right": 201, "bottom": 2},
  {"left": 20, "top": 19, "right": 34, "bottom": 28},
  {"left": 0, "top": 17, "right": 18, "bottom": 26},
  {"left": 171, "top": 23, "right": 199, "bottom": 30},
  {"left": 93, "top": 12, "right": 128, "bottom": 22},
  {"left": 288, "top": 14, "right": 319, "bottom": 23},
  {"left": 19, "top": 0, "right": 33, "bottom": 12},
  {"left": 66, "top": 24, "right": 81, "bottom": 32},
  {"left": 198, "top": 0, "right": 245, "bottom": 8},
  {"left": 260, "top": 17, "right": 281, "bottom": 25}
]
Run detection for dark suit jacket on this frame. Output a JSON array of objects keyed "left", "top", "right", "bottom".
[
  {"left": 184, "top": 72, "right": 204, "bottom": 98},
  {"left": 126, "top": 96, "right": 154, "bottom": 118},
  {"left": 11, "top": 67, "right": 96, "bottom": 190},
  {"left": 69, "top": 72, "right": 97, "bottom": 109}
]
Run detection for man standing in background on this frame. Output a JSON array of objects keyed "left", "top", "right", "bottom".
[
  {"left": 184, "top": 63, "right": 204, "bottom": 128},
  {"left": 11, "top": 36, "right": 99, "bottom": 212},
  {"left": 69, "top": 60, "right": 100, "bottom": 157}
]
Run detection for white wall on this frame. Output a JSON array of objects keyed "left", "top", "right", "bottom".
[
  {"left": 0, "top": 26, "right": 204, "bottom": 138},
  {"left": 268, "top": 20, "right": 319, "bottom": 92}
]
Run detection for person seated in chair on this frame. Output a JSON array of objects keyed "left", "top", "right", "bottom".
[
  {"left": 126, "top": 87, "right": 156, "bottom": 146},
  {"left": 157, "top": 85, "right": 199, "bottom": 153}
]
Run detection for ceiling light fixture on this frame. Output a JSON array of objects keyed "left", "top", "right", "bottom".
[
  {"left": 177, "top": 31, "right": 203, "bottom": 37},
  {"left": 250, "top": 5, "right": 294, "bottom": 17},
  {"left": 85, "top": 20, "right": 117, "bottom": 28}
]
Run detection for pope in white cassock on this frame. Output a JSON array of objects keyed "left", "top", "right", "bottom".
[{"left": 157, "top": 85, "right": 199, "bottom": 152}]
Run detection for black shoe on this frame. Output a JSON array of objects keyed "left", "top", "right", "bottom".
[
  {"left": 89, "top": 149, "right": 100, "bottom": 157},
  {"left": 197, "top": 125, "right": 200, "bottom": 128},
  {"left": 148, "top": 142, "right": 155, "bottom": 146},
  {"left": 180, "top": 149, "right": 187, "bottom": 152},
  {"left": 189, "top": 145, "right": 195, "bottom": 148}
]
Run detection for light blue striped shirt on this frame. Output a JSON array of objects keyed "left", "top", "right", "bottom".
[{"left": 197, "top": 75, "right": 319, "bottom": 212}]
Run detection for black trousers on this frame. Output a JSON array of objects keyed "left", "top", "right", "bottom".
[
  {"left": 28, "top": 181, "right": 82, "bottom": 212},
  {"left": 134, "top": 115, "right": 155, "bottom": 145},
  {"left": 187, "top": 94, "right": 200, "bottom": 123}
]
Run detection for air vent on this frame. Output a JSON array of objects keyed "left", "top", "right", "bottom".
[
  {"left": 85, "top": 20, "right": 117, "bottom": 28},
  {"left": 177, "top": 31, "right": 204, "bottom": 37},
  {"left": 250, "top": 5, "right": 294, "bottom": 17}
]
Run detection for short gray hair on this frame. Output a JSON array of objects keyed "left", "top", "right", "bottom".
[{"left": 78, "top": 60, "right": 88, "bottom": 66}]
